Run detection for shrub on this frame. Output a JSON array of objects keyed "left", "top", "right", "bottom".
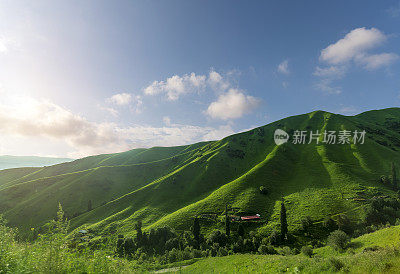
[
  {"left": 259, "top": 186, "right": 268, "bottom": 195},
  {"left": 191, "top": 249, "right": 203, "bottom": 258},
  {"left": 165, "top": 238, "right": 179, "bottom": 251},
  {"left": 327, "top": 230, "right": 349, "bottom": 251},
  {"left": 336, "top": 214, "right": 353, "bottom": 235},
  {"left": 269, "top": 230, "right": 279, "bottom": 245},
  {"left": 237, "top": 224, "right": 245, "bottom": 237},
  {"left": 207, "top": 230, "right": 228, "bottom": 246},
  {"left": 329, "top": 257, "right": 345, "bottom": 271},
  {"left": 362, "top": 245, "right": 381, "bottom": 253},
  {"left": 281, "top": 246, "right": 291, "bottom": 256},
  {"left": 217, "top": 247, "right": 228, "bottom": 257},
  {"left": 258, "top": 244, "right": 277, "bottom": 255},
  {"left": 167, "top": 248, "right": 179, "bottom": 263},
  {"left": 301, "top": 216, "right": 313, "bottom": 232},
  {"left": 232, "top": 242, "right": 242, "bottom": 253},
  {"left": 323, "top": 217, "right": 337, "bottom": 232},
  {"left": 243, "top": 239, "right": 254, "bottom": 252},
  {"left": 301, "top": 246, "right": 313, "bottom": 257}
]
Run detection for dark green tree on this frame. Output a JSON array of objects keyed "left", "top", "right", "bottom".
[
  {"left": 87, "top": 200, "right": 92, "bottom": 211},
  {"left": 327, "top": 230, "right": 349, "bottom": 251},
  {"left": 135, "top": 220, "right": 143, "bottom": 246},
  {"left": 259, "top": 186, "right": 268, "bottom": 195},
  {"left": 225, "top": 204, "right": 230, "bottom": 237},
  {"left": 392, "top": 162, "right": 397, "bottom": 187},
  {"left": 280, "top": 200, "right": 288, "bottom": 241},
  {"left": 116, "top": 235, "right": 125, "bottom": 257},
  {"left": 237, "top": 223, "right": 245, "bottom": 237},
  {"left": 193, "top": 217, "right": 200, "bottom": 245},
  {"left": 337, "top": 214, "right": 353, "bottom": 235}
]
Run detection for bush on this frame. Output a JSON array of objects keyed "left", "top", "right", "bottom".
[
  {"left": 259, "top": 186, "right": 268, "bottom": 195},
  {"left": 258, "top": 244, "right": 277, "bottom": 255},
  {"left": 191, "top": 249, "right": 203, "bottom": 258},
  {"left": 327, "top": 230, "right": 349, "bottom": 251},
  {"left": 336, "top": 214, "right": 353, "bottom": 235},
  {"left": 217, "top": 247, "right": 228, "bottom": 257},
  {"left": 323, "top": 217, "right": 337, "bottom": 232},
  {"left": 329, "top": 257, "right": 345, "bottom": 271},
  {"left": 281, "top": 246, "right": 292, "bottom": 256},
  {"left": 243, "top": 239, "right": 254, "bottom": 252},
  {"left": 301, "top": 246, "right": 313, "bottom": 257},
  {"left": 300, "top": 216, "right": 313, "bottom": 232},
  {"left": 269, "top": 230, "right": 279, "bottom": 245},
  {"left": 207, "top": 230, "right": 228, "bottom": 247}
]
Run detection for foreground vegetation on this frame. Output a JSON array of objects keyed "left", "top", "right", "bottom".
[
  {"left": 3, "top": 199, "right": 400, "bottom": 273},
  {"left": 3, "top": 213, "right": 400, "bottom": 273}
]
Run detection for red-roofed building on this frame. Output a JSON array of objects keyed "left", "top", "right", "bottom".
[{"left": 240, "top": 214, "right": 260, "bottom": 221}]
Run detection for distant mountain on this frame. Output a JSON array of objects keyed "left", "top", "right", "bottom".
[
  {"left": 1, "top": 108, "right": 400, "bottom": 238},
  {"left": 0, "top": 155, "right": 73, "bottom": 170}
]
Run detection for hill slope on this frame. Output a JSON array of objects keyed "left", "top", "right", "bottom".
[{"left": 1, "top": 108, "right": 400, "bottom": 237}]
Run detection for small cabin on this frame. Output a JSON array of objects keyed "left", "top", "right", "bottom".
[{"left": 240, "top": 214, "right": 261, "bottom": 221}]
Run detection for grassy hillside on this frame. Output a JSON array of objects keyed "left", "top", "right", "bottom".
[
  {"left": 1, "top": 108, "right": 400, "bottom": 238},
  {"left": 183, "top": 225, "right": 400, "bottom": 273}
]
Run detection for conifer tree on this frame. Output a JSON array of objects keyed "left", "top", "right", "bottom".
[
  {"left": 193, "top": 217, "right": 200, "bottom": 244},
  {"left": 237, "top": 223, "right": 245, "bottom": 237},
  {"left": 280, "top": 200, "right": 288, "bottom": 241}
]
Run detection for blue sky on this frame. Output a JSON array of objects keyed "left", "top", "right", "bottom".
[{"left": 0, "top": 0, "right": 399, "bottom": 157}]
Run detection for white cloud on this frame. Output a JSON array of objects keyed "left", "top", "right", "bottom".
[
  {"left": 320, "top": 27, "right": 387, "bottom": 64},
  {"left": 337, "top": 105, "right": 358, "bottom": 115},
  {"left": 313, "top": 66, "right": 346, "bottom": 78},
  {"left": 313, "top": 79, "right": 342, "bottom": 95},
  {"left": 314, "top": 27, "right": 398, "bottom": 94},
  {"left": 108, "top": 92, "right": 132, "bottom": 105},
  {"left": 143, "top": 69, "right": 236, "bottom": 101},
  {"left": 129, "top": 95, "right": 143, "bottom": 114},
  {"left": 355, "top": 53, "right": 399, "bottom": 70},
  {"left": 0, "top": 40, "right": 7, "bottom": 53},
  {"left": 201, "top": 125, "right": 235, "bottom": 140},
  {"left": 99, "top": 105, "right": 119, "bottom": 117},
  {"left": 206, "top": 89, "right": 261, "bottom": 120},
  {"left": 319, "top": 27, "right": 398, "bottom": 70},
  {"left": 0, "top": 36, "right": 19, "bottom": 54},
  {"left": 277, "top": 60, "right": 290, "bottom": 74},
  {"left": 0, "top": 96, "right": 236, "bottom": 158},
  {"left": 208, "top": 70, "right": 230, "bottom": 91},
  {"left": 144, "top": 72, "right": 207, "bottom": 100},
  {"left": 106, "top": 93, "right": 143, "bottom": 114},
  {"left": 0, "top": 98, "right": 125, "bottom": 156}
]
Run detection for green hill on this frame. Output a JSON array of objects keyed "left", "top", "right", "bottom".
[{"left": 1, "top": 108, "right": 400, "bottom": 238}]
